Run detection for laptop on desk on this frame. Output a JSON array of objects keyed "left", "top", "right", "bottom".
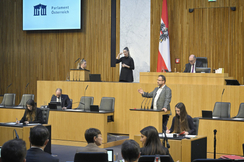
[
  {"left": 90, "top": 105, "right": 99, "bottom": 112},
  {"left": 202, "top": 110, "right": 212, "bottom": 118},
  {"left": 48, "top": 102, "right": 62, "bottom": 110},
  {"left": 89, "top": 74, "right": 101, "bottom": 82}
]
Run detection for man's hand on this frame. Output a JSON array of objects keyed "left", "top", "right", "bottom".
[
  {"left": 62, "top": 107, "right": 67, "bottom": 110},
  {"left": 138, "top": 88, "right": 144, "bottom": 95},
  {"left": 162, "top": 108, "right": 167, "bottom": 112}
]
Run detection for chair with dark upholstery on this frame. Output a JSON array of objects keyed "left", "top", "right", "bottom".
[
  {"left": 233, "top": 103, "right": 244, "bottom": 118},
  {"left": 0, "top": 93, "right": 16, "bottom": 106},
  {"left": 196, "top": 57, "right": 208, "bottom": 67},
  {"left": 40, "top": 107, "right": 50, "bottom": 124},
  {"left": 18, "top": 94, "right": 34, "bottom": 106},
  {"left": 192, "top": 117, "right": 199, "bottom": 135},
  {"left": 76, "top": 96, "right": 94, "bottom": 110},
  {"left": 212, "top": 102, "right": 231, "bottom": 118},
  {"left": 74, "top": 152, "right": 108, "bottom": 162}
]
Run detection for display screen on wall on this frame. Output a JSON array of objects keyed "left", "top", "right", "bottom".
[{"left": 23, "top": 0, "right": 81, "bottom": 30}]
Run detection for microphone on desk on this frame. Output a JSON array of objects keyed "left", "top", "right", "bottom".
[
  {"left": 74, "top": 58, "right": 80, "bottom": 63},
  {"left": 213, "top": 129, "right": 217, "bottom": 159},
  {"left": 84, "top": 85, "right": 89, "bottom": 111},
  {"left": 6, "top": 83, "right": 12, "bottom": 92},
  {"left": 14, "top": 129, "right": 19, "bottom": 139},
  {"left": 141, "top": 98, "right": 146, "bottom": 109},
  {"left": 146, "top": 98, "right": 152, "bottom": 110},
  {"left": 144, "top": 98, "right": 149, "bottom": 110},
  {"left": 181, "top": 66, "right": 185, "bottom": 72},
  {"left": 163, "top": 130, "right": 170, "bottom": 149},
  {"left": 220, "top": 88, "right": 225, "bottom": 118}
]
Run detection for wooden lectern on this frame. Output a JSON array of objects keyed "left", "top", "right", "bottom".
[
  {"left": 70, "top": 69, "right": 90, "bottom": 81},
  {"left": 129, "top": 109, "right": 170, "bottom": 139}
]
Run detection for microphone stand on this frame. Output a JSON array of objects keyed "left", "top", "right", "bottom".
[
  {"left": 144, "top": 98, "right": 149, "bottom": 110},
  {"left": 220, "top": 89, "right": 225, "bottom": 118},
  {"left": 163, "top": 130, "right": 170, "bottom": 149},
  {"left": 141, "top": 98, "right": 146, "bottom": 109},
  {"left": 214, "top": 129, "right": 217, "bottom": 159},
  {"left": 146, "top": 98, "right": 151, "bottom": 110},
  {"left": 23, "top": 83, "right": 30, "bottom": 108},
  {"left": 84, "top": 85, "right": 88, "bottom": 111}
]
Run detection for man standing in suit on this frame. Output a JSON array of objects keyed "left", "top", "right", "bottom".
[
  {"left": 26, "top": 125, "right": 59, "bottom": 162},
  {"left": 50, "top": 88, "right": 72, "bottom": 109},
  {"left": 138, "top": 75, "right": 172, "bottom": 132},
  {"left": 184, "top": 54, "right": 203, "bottom": 73},
  {"left": 76, "top": 128, "right": 107, "bottom": 153}
]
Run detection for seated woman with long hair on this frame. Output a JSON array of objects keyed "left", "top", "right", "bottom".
[
  {"left": 166, "top": 102, "right": 196, "bottom": 135},
  {"left": 140, "top": 126, "right": 174, "bottom": 162},
  {"left": 17, "top": 99, "right": 44, "bottom": 124}
]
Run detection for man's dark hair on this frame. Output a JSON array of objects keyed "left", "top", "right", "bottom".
[
  {"left": 158, "top": 75, "right": 166, "bottom": 82},
  {"left": 30, "top": 125, "right": 49, "bottom": 146},
  {"left": 84, "top": 128, "right": 101, "bottom": 143},
  {"left": 121, "top": 140, "right": 140, "bottom": 162},
  {"left": 1, "top": 139, "right": 26, "bottom": 162}
]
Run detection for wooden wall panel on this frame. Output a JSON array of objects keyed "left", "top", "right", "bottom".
[
  {"left": 151, "top": 0, "right": 244, "bottom": 84},
  {"left": 36, "top": 81, "right": 244, "bottom": 135},
  {"left": 0, "top": 0, "right": 120, "bottom": 104}
]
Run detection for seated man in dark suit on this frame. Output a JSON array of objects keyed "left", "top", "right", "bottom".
[
  {"left": 1, "top": 139, "right": 26, "bottom": 162},
  {"left": 121, "top": 140, "right": 140, "bottom": 162},
  {"left": 76, "top": 128, "right": 107, "bottom": 153},
  {"left": 50, "top": 88, "right": 72, "bottom": 110},
  {"left": 26, "top": 125, "right": 59, "bottom": 162},
  {"left": 184, "top": 54, "right": 203, "bottom": 73}
]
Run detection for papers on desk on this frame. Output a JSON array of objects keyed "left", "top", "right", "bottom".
[
  {"left": 159, "top": 133, "right": 196, "bottom": 138},
  {"left": 2, "top": 122, "right": 41, "bottom": 126}
]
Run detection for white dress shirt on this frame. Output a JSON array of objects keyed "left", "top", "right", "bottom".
[
  {"left": 191, "top": 62, "right": 196, "bottom": 73},
  {"left": 153, "top": 85, "right": 165, "bottom": 110}
]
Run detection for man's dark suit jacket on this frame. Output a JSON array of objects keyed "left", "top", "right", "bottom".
[
  {"left": 51, "top": 94, "right": 72, "bottom": 109},
  {"left": 184, "top": 61, "right": 203, "bottom": 73},
  {"left": 26, "top": 148, "right": 59, "bottom": 162}
]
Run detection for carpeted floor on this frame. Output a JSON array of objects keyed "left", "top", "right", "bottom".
[{"left": 51, "top": 144, "right": 123, "bottom": 162}]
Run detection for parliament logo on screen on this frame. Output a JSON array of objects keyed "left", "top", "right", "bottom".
[
  {"left": 34, "top": 4, "right": 47, "bottom": 16},
  {"left": 159, "top": 22, "right": 169, "bottom": 42}
]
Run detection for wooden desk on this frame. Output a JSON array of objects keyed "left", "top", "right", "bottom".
[
  {"left": 140, "top": 72, "right": 230, "bottom": 85},
  {"left": 198, "top": 118, "right": 244, "bottom": 156},
  {"left": 129, "top": 109, "right": 170, "bottom": 139},
  {"left": 0, "top": 107, "right": 118, "bottom": 148},
  {"left": 0, "top": 123, "right": 51, "bottom": 152},
  {"left": 48, "top": 109, "right": 115, "bottom": 148},
  {"left": 70, "top": 69, "right": 90, "bottom": 81},
  {"left": 134, "top": 134, "right": 207, "bottom": 162},
  {"left": 37, "top": 81, "right": 244, "bottom": 137}
]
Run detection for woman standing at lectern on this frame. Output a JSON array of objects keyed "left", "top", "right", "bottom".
[
  {"left": 166, "top": 102, "right": 196, "bottom": 135},
  {"left": 116, "top": 47, "right": 135, "bottom": 82}
]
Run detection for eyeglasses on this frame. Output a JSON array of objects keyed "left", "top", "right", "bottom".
[
  {"left": 157, "top": 79, "right": 163, "bottom": 81},
  {"left": 189, "top": 60, "right": 195, "bottom": 63}
]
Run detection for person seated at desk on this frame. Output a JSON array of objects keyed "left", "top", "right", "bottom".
[
  {"left": 1, "top": 139, "right": 26, "bottom": 162},
  {"left": 76, "top": 128, "right": 107, "bottom": 153},
  {"left": 121, "top": 140, "right": 140, "bottom": 162},
  {"left": 17, "top": 99, "right": 44, "bottom": 124},
  {"left": 184, "top": 54, "right": 203, "bottom": 73},
  {"left": 77, "top": 58, "right": 87, "bottom": 70},
  {"left": 26, "top": 125, "right": 59, "bottom": 162},
  {"left": 166, "top": 102, "right": 196, "bottom": 135},
  {"left": 140, "top": 126, "right": 174, "bottom": 162},
  {"left": 50, "top": 88, "right": 72, "bottom": 110}
]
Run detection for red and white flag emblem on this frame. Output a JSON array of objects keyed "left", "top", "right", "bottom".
[{"left": 157, "top": 0, "right": 171, "bottom": 72}]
